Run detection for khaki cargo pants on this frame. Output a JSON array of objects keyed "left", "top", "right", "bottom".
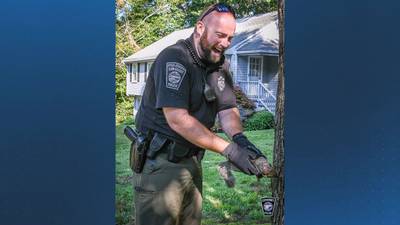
[{"left": 133, "top": 152, "right": 202, "bottom": 225}]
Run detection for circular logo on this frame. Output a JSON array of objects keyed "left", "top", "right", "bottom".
[
  {"left": 263, "top": 201, "right": 273, "bottom": 213},
  {"left": 168, "top": 71, "right": 181, "bottom": 84}
]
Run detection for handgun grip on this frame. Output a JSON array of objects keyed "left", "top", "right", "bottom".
[{"left": 124, "top": 126, "right": 138, "bottom": 142}]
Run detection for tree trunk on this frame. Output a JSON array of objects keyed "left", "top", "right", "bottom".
[{"left": 272, "top": 0, "right": 285, "bottom": 225}]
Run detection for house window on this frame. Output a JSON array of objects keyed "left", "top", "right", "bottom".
[
  {"left": 248, "top": 56, "right": 263, "bottom": 81},
  {"left": 128, "top": 64, "right": 132, "bottom": 82},
  {"left": 129, "top": 63, "right": 139, "bottom": 83},
  {"left": 137, "top": 63, "right": 141, "bottom": 82}
]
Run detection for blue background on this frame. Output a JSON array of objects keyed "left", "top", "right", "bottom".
[
  {"left": 0, "top": 1, "right": 115, "bottom": 225},
  {"left": 285, "top": 1, "right": 400, "bottom": 224},
  {"left": 0, "top": 0, "right": 399, "bottom": 225}
]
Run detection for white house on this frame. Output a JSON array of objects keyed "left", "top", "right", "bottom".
[{"left": 123, "top": 11, "right": 279, "bottom": 116}]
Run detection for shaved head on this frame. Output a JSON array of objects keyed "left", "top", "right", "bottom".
[
  {"left": 194, "top": 11, "right": 236, "bottom": 64},
  {"left": 202, "top": 10, "right": 236, "bottom": 27}
]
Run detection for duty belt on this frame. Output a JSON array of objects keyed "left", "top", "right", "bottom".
[{"left": 147, "top": 131, "right": 204, "bottom": 163}]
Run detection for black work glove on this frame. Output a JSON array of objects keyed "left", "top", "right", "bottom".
[
  {"left": 222, "top": 143, "right": 261, "bottom": 176},
  {"left": 232, "top": 132, "right": 255, "bottom": 148},
  {"left": 232, "top": 133, "right": 271, "bottom": 178},
  {"left": 232, "top": 132, "right": 264, "bottom": 157}
]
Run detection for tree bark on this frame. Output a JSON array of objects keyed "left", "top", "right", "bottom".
[{"left": 272, "top": 0, "right": 285, "bottom": 225}]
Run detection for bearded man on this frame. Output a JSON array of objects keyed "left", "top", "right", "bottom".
[{"left": 133, "top": 3, "right": 268, "bottom": 225}]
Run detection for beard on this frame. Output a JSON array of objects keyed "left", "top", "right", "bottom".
[{"left": 199, "top": 29, "right": 224, "bottom": 64}]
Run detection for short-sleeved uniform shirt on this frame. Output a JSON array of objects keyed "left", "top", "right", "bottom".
[{"left": 135, "top": 36, "right": 236, "bottom": 148}]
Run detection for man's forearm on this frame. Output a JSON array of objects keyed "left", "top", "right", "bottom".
[
  {"left": 218, "top": 107, "right": 243, "bottom": 139},
  {"left": 163, "top": 107, "right": 229, "bottom": 153}
]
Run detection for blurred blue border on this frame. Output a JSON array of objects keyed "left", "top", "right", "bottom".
[
  {"left": 0, "top": 1, "right": 115, "bottom": 224},
  {"left": 285, "top": 1, "right": 400, "bottom": 224}
]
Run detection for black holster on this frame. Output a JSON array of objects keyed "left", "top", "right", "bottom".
[
  {"left": 146, "top": 132, "right": 169, "bottom": 159},
  {"left": 124, "top": 126, "right": 150, "bottom": 173}
]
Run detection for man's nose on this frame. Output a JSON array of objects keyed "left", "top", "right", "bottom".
[{"left": 220, "top": 38, "right": 231, "bottom": 49}]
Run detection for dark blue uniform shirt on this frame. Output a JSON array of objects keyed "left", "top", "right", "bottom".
[{"left": 135, "top": 35, "right": 236, "bottom": 148}]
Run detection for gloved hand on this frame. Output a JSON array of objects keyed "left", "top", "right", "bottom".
[
  {"left": 232, "top": 132, "right": 264, "bottom": 157},
  {"left": 222, "top": 143, "right": 261, "bottom": 176},
  {"left": 232, "top": 132, "right": 272, "bottom": 177}
]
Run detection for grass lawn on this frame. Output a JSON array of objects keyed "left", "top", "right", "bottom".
[{"left": 116, "top": 124, "right": 274, "bottom": 225}]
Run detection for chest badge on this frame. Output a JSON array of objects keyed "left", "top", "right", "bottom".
[
  {"left": 166, "top": 62, "right": 186, "bottom": 90},
  {"left": 217, "top": 75, "right": 225, "bottom": 92}
]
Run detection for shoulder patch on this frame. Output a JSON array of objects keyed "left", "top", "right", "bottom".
[{"left": 165, "top": 62, "right": 186, "bottom": 90}]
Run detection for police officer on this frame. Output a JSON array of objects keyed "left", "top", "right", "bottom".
[{"left": 133, "top": 3, "right": 268, "bottom": 225}]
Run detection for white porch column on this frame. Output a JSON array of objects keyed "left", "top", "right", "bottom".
[{"left": 231, "top": 53, "right": 238, "bottom": 83}]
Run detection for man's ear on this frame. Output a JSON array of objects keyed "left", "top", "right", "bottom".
[{"left": 195, "top": 21, "right": 205, "bottom": 36}]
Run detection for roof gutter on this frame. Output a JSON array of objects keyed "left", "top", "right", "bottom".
[{"left": 122, "top": 55, "right": 157, "bottom": 64}]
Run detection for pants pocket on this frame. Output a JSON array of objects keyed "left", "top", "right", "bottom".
[{"left": 134, "top": 156, "right": 169, "bottom": 194}]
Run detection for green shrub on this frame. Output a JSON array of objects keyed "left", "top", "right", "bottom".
[
  {"left": 116, "top": 99, "right": 133, "bottom": 125},
  {"left": 233, "top": 86, "right": 256, "bottom": 109},
  {"left": 122, "top": 116, "right": 135, "bottom": 125},
  {"left": 243, "top": 111, "right": 274, "bottom": 131}
]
